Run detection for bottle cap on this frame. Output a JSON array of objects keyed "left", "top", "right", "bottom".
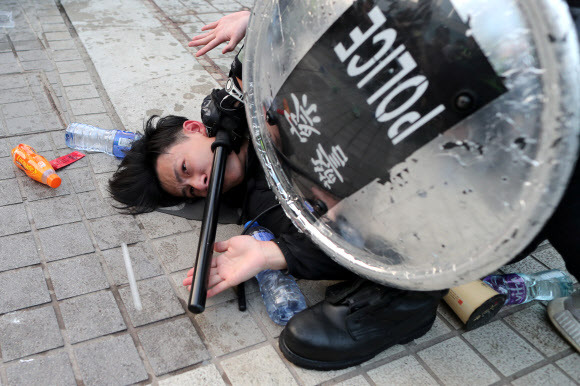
[{"left": 46, "top": 173, "right": 61, "bottom": 188}]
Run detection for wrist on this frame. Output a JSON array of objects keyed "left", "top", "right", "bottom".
[{"left": 260, "top": 241, "right": 287, "bottom": 271}]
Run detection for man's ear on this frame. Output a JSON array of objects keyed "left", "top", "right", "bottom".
[{"left": 183, "top": 120, "right": 207, "bottom": 136}]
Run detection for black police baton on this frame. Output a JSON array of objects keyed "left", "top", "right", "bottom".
[{"left": 187, "top": 129, "right": 232, "bottom": 313}]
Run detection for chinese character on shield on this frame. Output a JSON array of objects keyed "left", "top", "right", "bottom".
[
  {"left": 284, "top": 93, "right": 321, "bottom": 142},
  {"left": 311, "top": 144, "right": 349, "bottom": 189}
]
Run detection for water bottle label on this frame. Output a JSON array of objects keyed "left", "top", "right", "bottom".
[
  {"left": 113, "top": 131, "right": 137, "bottom": 158},
  {"left": 492, "top": 274, "right": 528, "bottom": 304}
]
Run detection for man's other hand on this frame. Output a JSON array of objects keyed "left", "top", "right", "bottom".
[
  {"left": 188, "top": 11, "right": 250, "bottom": 57},
  {"left": 182, "top": 235, "right": 287, "bottom": 298}
]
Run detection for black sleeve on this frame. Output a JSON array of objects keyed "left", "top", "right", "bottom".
[{"left": 273, "top": 232, "right": 356, "bottom": 280}]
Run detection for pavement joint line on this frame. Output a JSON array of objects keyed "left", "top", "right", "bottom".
[{"left": 19, "top": 196, "right": 86, "bottom": 384}]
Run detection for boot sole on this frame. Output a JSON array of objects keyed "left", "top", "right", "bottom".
[{"left": 279, "top": 316, "right": 435, "bottom": 371}]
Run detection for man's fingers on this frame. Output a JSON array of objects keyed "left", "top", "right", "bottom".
[
  {"left": 201, "top": 21, "right": 219, "bottom": 31},
  {"left": 222, "top": 40, "right": 237, "bottom": 53},
  {"left": 208, "top": 272, "right": 223, "bottom": 288},
  {"left": 214, "top": 240, "right": 229, "bottom": 253},
  {"left": 207, "top": 281, "right": 231, "bottom": 298},
  {"left": 188, "top": 34, "right": 214, "bottom": 47},
  {"left": 183, "top": 276, "right": 192, "bottom": 287},
  {"left": 186, "top": 267, "right": 194, "bottom": 276},
  {"left": 195, "top": 39, "right": 221, "bottom": 57}
]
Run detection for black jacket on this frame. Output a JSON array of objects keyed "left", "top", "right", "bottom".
[{"left": 238, "top": 146, "right": 356, "bottom": 280}]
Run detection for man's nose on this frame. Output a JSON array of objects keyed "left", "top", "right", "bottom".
[{"left": 192, "top": 174, "right": 208, "bottom": 193}]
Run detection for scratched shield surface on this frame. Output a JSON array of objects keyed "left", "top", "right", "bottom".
[{"left": 244, "top": 0, "right": 580, "bottom": 289}]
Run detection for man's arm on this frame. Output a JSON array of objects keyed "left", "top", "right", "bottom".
[{"left": 188, "top": 11, "right": 250, "bottom": 57}]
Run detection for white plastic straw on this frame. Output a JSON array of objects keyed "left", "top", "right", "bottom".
[{"left": 121, "top": 243, "right": 142, "bottom": 311}]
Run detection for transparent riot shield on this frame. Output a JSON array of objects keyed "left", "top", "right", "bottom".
[{"left": 243, "top": 0, "right": 580, "bottom": 290}]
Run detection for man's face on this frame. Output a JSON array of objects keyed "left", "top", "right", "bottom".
[{"left": 155, "top": 120, "right": 245, "bottom": 198}]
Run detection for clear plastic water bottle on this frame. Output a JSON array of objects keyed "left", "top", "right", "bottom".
[
  {"left": 245, "top": 221, "right": 307, "bottom": 325},
  {"left": 482, "top": 269, "right": 574, "bottom": 305},
  {"left": 65, "top": 123, "right": 142, "bottom": 158}
]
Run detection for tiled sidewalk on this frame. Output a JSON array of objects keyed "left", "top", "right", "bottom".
[{"left": 0, "top": 0, "right": 579, "bottom": 385}]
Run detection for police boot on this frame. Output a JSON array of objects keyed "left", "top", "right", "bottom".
[{"left": 279, "top": 279, "right": 446, "bottom": 370}]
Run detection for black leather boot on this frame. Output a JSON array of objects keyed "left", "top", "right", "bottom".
[{"left": 279, "top": 279, "right": 447, "bottom": 370}]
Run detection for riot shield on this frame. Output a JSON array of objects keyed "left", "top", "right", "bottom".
[{"left": 243, "top": 0, "right": 580, "bottom": 290}]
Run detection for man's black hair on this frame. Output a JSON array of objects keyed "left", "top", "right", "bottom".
[{"left": 108, "top": 115, "right": 190, "bottom": 214}]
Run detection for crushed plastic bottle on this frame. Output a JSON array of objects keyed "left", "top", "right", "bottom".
[
  {"left": 482, "top": 269, "right": 574, "bottom": 305},
  {"left": 245, "top": 221, "right": 307, "bottom": 325}
]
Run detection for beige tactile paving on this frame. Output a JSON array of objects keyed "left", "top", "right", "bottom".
[
  {"left": 412, "top": 315, "right": 452, "bottom": 345},
  {"left": 289, "top": 361, "right": 354, "bottom": 386},
  {"left": 418, "top": 337, "right": 500, "bottom": 386},
  {"left": 220, "top": 345, "right": 297, "bottom": 386},
  {"left": 504, "top": 303, "right": 570, "bottom": 356},
  {"left": 462, "top": 320, "right": 544, "bottom": 376},
  {"left": 511, "top": 364, "right": 576, "bottom": 386},
  {"left": 334, "top": 375, "right": 370, "bottom": 386},
  {"left": 194, "top": 299, "right": 266, "bottom": 356},
  {"left": 367, "top": 355, "right": 438, "bottom": 386}
]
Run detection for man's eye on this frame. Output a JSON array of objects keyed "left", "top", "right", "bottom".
[
  {"left": 189, "top": 186, "right": 195, "bottom": 197},
  {"left": 182, "top": 161, "right": 187, "bottom": 174}
]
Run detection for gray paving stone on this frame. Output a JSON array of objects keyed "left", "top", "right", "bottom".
[
  {"left": 59, "top": 72, "right": 92, "bottom": 87},
  {"left": 0, "top": 62, "right": 20, "bottom": 74},
  {"left": 511, "top": 364, "right": 575, "bottom": 386},
  {"left": 0, "top": 306, "right": 63, "bottom": 361},
  {"left": 556, "top": 353, "right": 580, "bottom": 382},
  {"left": 17, "top": 49, "right": 49, "bottom": 62},
  {"left": 5, "top": 115, "right": 49, "bottom": 135},
  {"left": 28, "top": 195, "right": 82, "bottom": 229},
  {"left": 2, "top": 100, "right": 39, "bottom": 119},
  {"left": 0, "top": 52, "right": 17, "bottom": 64},
  {"left": 334, "top": 375, "right": 370, "bottom": 386},
  {"left": 102, "top": 242, "right": 163, "bottom": 286},
  {"left": 0, "top": 266, "right": 50, "bottom": 313},
  {"left": 152, "top": 232, "right": 199, "bottom": 273},
  {"left": 0, "top": 178, "right": 22, "bottom": 205},
  {"left": 51, "top": 49, "right": 82, "bottom": 62},
  {"left": 12, "top": 40, "right": 43, "bottom": 51},
  {"left": 138, "top": 317, "right": 209, "bottom": 375},
  {"left": 0, "top": 203, "right": 30, "bottom": 236},
  {"left": 418, "top": 337, "right": 500, "bottom": 386},
  {"left": 5, "top": 351, "right": 76, "bottom": 385},
  {"left": 367, "top": 355, "right": 438, "bottom": 386},
  {"left": 0, "top": 74, "right": 27, "bottom": 90},
  {"left": 0, "top": 87, "right": 31, "bottom": 104},
  {"left": 195, "top": 299, "right": 266, "bottom": 356},
  {"left": 504, "top": 303, "right": 570, "bottom": 357},
  {"left": 463, "top": 320, "right": 544, "bottom": 376},
  {"left": 136, "top": 210, "right": 193, "bottom": 239},
  {"left": 42, "top": 23, "right": 68, "bottom": 33},
  {"left": 64, "top": 167, "right": 95, "bottom": 193},
  {"left": 298, "top": 279, "right": 339, "bottom": 306},
  {"left": 45, "top": 31, "right": 71, "bottom": 41},
  {"left": 90, "top": 214, "right": 145, "bottom": 250},
  {"left": 59, "top": 290, "right": 126, "bottom": 344},
  {"left": 413, "top": 315, "right": 452, "bottom": 345},
  {"left": 158, "top": 364, "right": 225, "bottom": 386},
  {"left": 220, "top": 345, "right": 296, "bottom": 385},
  {"left": 70, "top": 98, "right": 106, "bottom": 116},
  {"left": 532, "top": 247, "right": 568, "bottom": 271},
  {"left": 47, "top": 254, "right": 109, "bottom": 300},
  {"left": 10, "top": 132, "right": 52, "bottom": 151},
  {"left": 77, "top": 190, "right": 117, "bottom": 219},
  {"left": 0, "top": 232, "right": 40, "bottom": 272},
  {"left": 75, "top": 334, "right": 148, "bottom": 386},
  {"left": 64, "top": 84, "right": 99, "bottom": 100},
  {"left": 54, "top": 148, "right": 90, "bottom": 168},
  {"left": 170, "top": 269, "right": 237, "bottom": 308},
  {"left": 49, "top": 39, "right": 75, "bottom": 51},
  {"left": 21, "top": 59, "right": 54, "bottom": 71},
  {"left": 88, "top": 152, "right": 121, "bottom": 174},
  {"left": 118, "top": 276, "right": 184, "bottom": 327},
  {"left": 18, "top": 162, "right": 75, "bottom": 201},
  {"left": 39, "top": 16, "right": 62, "bottom": 24},
  {"left": 37, "top": 222, "right": 95, "bottom": 261}
]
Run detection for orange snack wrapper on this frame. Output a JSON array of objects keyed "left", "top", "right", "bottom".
[{"left": 11, "top": 143, "right": 61, "bottom": 188}]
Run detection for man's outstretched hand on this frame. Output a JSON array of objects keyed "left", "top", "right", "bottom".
[
  {"left": 189, "top": 11, "right": 251, "bottom": 57},
  {"left": 183, "top": 235, "right": 287, "bottom": 298}
]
